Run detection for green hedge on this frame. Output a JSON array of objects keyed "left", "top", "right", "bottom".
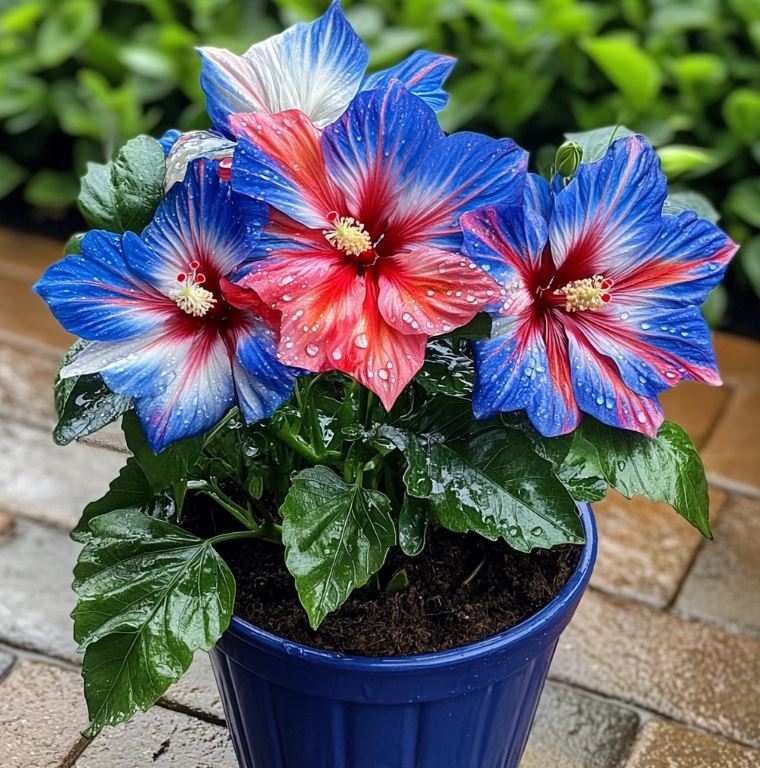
[{"left": 1, "top": 0, "right": 759, "bottom": 326}]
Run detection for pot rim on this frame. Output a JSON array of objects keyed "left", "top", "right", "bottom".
[{"left": 224, "top": 501, "right": 596, "bottom": 671}]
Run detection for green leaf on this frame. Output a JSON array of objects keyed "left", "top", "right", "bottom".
[
  {"left": 727, "top": 178, "right": 760, "bottom": 227},
  {"left": 415, "top": 339, "right": 475, "bottom": 398},
  {"left": 71, "top": 457, "right": 176, "bottom": 542},
  {"left": 702, "top": 284, "right": 727, "bottom": 327},
  {"left": 73, "top": 511, "right": 235, "bottom": 737},
  {"left": 582, "top": 36, "right": 662, "bottom": 108},
  {"left": 663, "top": 191, "right": 720, "bottom": 223},
  {"left": 564, "top": 125, "right": 637, "bottom": 164},
  {"left": 739, "top": 236, "right": 760, "bottom": 298},
  {"left": 122, "top": 411, "right": 203, "bottom": 490},
  {"left": 723, "top": 88, "right": 760, "bottom": 144},
  {"left": 657, "top": 145, "right": 719, "bottom": 178},
  {"left": 281, "top": 466, "right": 396, "bottom": 629},
  {"left": 53, "top": 340, "right": 131, "bottom": 447},
  {"left": 23, "top": 170, "right": 79, "bottom": 209},
  {"left": 78, "top": 135, "right": 166, "bottom": 233},
  {"left": 559, "top": 419, "right": 711, "bottom": 537},
  {"left": 398, "top": 494, "right": 427, "bottom": 556},
  {"left": 381, "top": 406, "right": 584, "bottom": 552}
]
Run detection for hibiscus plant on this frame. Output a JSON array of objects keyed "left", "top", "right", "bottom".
[{"left": 34, "top": 1, "right": 736, "bottom": 738}]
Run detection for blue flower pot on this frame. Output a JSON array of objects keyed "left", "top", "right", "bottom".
[{"left": 210, "top": 503, "right": 596, "bottom": 768}]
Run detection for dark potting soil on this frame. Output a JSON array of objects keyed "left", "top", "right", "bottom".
[{"left": 182, "top": 498, "right": 582, "bottom": 657}]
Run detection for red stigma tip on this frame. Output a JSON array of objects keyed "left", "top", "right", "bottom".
[
  {"left": 190, "top": 260, "right": 200, "bottom": 270},
  {"left": 177, "top": 272, "right": 186, "bottom": 282},
  {"left": 602, "top": 278, "right": 614, "bottom": 289},
  {"left": 326, "top": 210, "right": 339, "bottom": 223},
  {"left": 602, "top": 294, "right": 611, "bottom": 302},
  {"left": 195, "top": 273, "right": 206, "bottom": 284}
]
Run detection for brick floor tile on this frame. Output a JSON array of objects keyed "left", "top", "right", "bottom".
[
  {"left": 701, "top": 389, "right": 760, "bottom": 497},
  {"left": 713, "top": 332, "right": 760, "bottom": 391},
  {"left": 0, "top": 341, "right": 59, "bottom": 428},
  {"left": 0, "top": 272, "right": 73, "bottom": 352},
  {"left": 675, "top": 495, "right": 760, "bottom": 635},
  {"left": 624, "top": 721, "right": 760, "bottom": 767},
  {"left": 591, "top": 489, "right": 727, "bottom": 608},
  {"left": 551, "top": 590, "right": 760, "bottom": 747},
  {"left": 162, "top": 653, "right": 224, "bottom": 722},
  {"left": 520, "top": 682, "right": 639, "bottom": 768},
  {"left": 0, "top": 660, "right": 87, "bottom": 768},
  {"left": 0, "top": 649, "right": 15, "bottom": 678},
  {"left": 659, "top": 381, "right": 729, "bottom": 448},
  {"left": 75, "top": 706, "right": 237, "bottom": 767},
  {"left": 0, "top": 420, "right": 124, "bottom": 529},
  {"left": 0, "top": 519, "right": 79, "bottom": 661}
]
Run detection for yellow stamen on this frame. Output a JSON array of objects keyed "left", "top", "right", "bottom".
[
  {"left": 170, "top": 282, "right": 217, "bottom": 317},
  {"left": 554, "top": 274, "right": 612, "bottom": 312},
  {"left": 323, "top": 216, "right": 372, "bottom": 256}
]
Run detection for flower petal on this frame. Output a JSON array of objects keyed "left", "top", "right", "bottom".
[
  {"left": 462, "top": 203, "right": 548, "bottom": 290},
  {"left": 163, "top": 130, "right": 236, "bottom": 191},
  {"left": 612, "top": 210, "right": 738, "bottom": 307},
  {"left": 139, "top": 158, "right": 266, "bottom": 293},
  {"left": 231, "top": 316, "right": 299, "bottom": 423},
  {"left": 322, "top": 81, "right": 528, "bottom": 250},
  {"left": 231, "top": 109, "right": 346, "bottom": 230},
  {"left": 361, "top": 50, "right": 456, "bottom": 111},
  {"left": 473, "top": 316, "right": 580, "bottom": 436},
  {"left": 564, "top": 323, "right": 664, "bottom": 437},
  {"left": 564, "top": 304, "right": 721, "bottom": 399},
  {"left": 34, "top": 231, "right": 171, "bottom": 342},
  {"left": 549, "top": 135, "right": 666, "bottom": 278},
  {"left": 376, "top": 247, "right": 499, "bottom": 336},
  {"left": 238, "top": 251, "right": 365, "bottom": 373},
  {"left": 199, "top": 0, "right": 368, "bottom": 130}
]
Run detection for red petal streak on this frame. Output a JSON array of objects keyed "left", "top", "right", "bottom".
[
  {"left": 337, "top": 275, "right": 427, "bottom": 410},
  {"left": 220, "top": 277, "right": 281, "bottom": 332},
  {"left": 240, "top": 254, "right": 365, "bottom": 373},
  {"left": 376, "top": 248, "right": 500, "bottom": 336},
  {"left": 229, "top": 109, "right": 346, "bottom": 223},
  {"left": 541, "top": 316, "right": 581, "bottom": 431}
]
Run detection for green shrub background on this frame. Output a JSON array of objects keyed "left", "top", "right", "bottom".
[{"left": 1, "top": 0, "right": 758, "bottom": 331}]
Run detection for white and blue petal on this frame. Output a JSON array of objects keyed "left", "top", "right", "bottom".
[
  {"left": 163, "top": 130, "right": 236, "bottom": 191},
  {"left": 139, "top": 158, "right": 266, "bottom": 293},
  {"left": 34, "top": 231, "right": 170, "bottom": 342},
  {"left": 361, "top": 50, "right": 456, "bottom": 111},
  {"left": 199, "top": 0, "right": 368, "bottom": 131}
]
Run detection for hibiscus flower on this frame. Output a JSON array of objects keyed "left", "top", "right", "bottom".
[
  {"left": 228, "top": 81, "right": 527, "bottom": 409},
  {"left": 35, "top": 159, "right": 297, "bottom": 452},
  {"left": 198, "top": 0, "right": 455, "bottom": 131},
  {"left": 462, "top": 135, "right": 737, "bottom": 437}
]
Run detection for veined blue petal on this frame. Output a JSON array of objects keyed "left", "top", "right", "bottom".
[
  {"left": 362, "top": 50, "right": 456, "bottom": 111},
  {"left": 525, "top": 173, "right": 553, "bottom": 222},
  {"left": 199, "top": 0, "right": 368, "bottom": 131},
  {"left": 158, "top": 128, "right": 182, "bottom": 155},
  {"left": 233, "top": 323, "right": 299, "bottom": 423},
  {"left": 550, "top": 135, "right": 666, "bottom": 277},
  {"left": 34, "top": 231, "right": 171, "bottom": 342},
  {"left": 473, "top": 317, "right": 580, "bottom": 436},
  {"left": 139, "top": 158, "right": 266, "bottom": 294}
]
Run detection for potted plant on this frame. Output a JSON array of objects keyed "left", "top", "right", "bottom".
[{"left": 34, "top": 3, "right": 736, "bottom": 767}]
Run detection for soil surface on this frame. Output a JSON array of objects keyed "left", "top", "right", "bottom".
[{"left": 183, "top": 498, "right": 582, "bottom": 657}]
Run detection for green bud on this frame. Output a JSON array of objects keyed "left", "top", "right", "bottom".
[{"left": 555, "top": 141, "right": 583, "bottom": 178}]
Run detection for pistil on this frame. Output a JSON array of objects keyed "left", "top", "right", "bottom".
[
  {"left": 170, "top": 260, "right": 217, "bottom": 317},
  {"left": 323, "top": 213, "right": 372, "bottom": 257},
  {"left": 554, "top": 275, "right": 613, "bottom": 312}
]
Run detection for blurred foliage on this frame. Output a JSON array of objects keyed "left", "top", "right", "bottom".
[{"left": 0, "top": 0, "right": 759, "bottom": 329}]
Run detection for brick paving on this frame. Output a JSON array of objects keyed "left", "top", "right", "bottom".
[{"left": 1, "top": 226, "right": 759, "bottom": 766}]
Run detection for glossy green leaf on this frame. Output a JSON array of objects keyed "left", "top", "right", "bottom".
[
  {"left": 53, "top": 341, "right": 131, "bottom": 447},
  {"left": 73, "top": 511, "right": 235, "bottom": 737},
  {"left": 559, "top": 419, "right": 711, "bottom": 537},
  {"left": 582, "top": 36, "right": 662, "bottom": 108},
  {"left": 398, "top": 494, "right": 427, "bottom": 556},
  {"left": 382, "top": 409, "right": 584, "bottom": 552},
  {"left": 415, "top": 339, "right": 475, "bottom": 398},
  {"left": 657, "top": 145, "right": 719, "bottom": 178},
  {"left": 564, "top": 125, "right": 637, "bottom": 164},
  {"left": 281, "top": 466, "right": 395, "bottom": 629},
  {"left": 78, "top": 135, "right": 166, "bottom": 233}
]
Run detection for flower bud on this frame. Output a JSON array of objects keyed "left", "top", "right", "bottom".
[{"left": 555, "top": 141, "right": 583, "bottom": 178}]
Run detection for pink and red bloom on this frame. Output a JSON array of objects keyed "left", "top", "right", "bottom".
[
  {"left": 228, "top": 81, "right": 527, "bottom": 409},
  {"left": 34, "top": 160, "right": 297, "bottom": 452},
  {"left": 463, "top": 135, "right": 738, "bottom": 437}
]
